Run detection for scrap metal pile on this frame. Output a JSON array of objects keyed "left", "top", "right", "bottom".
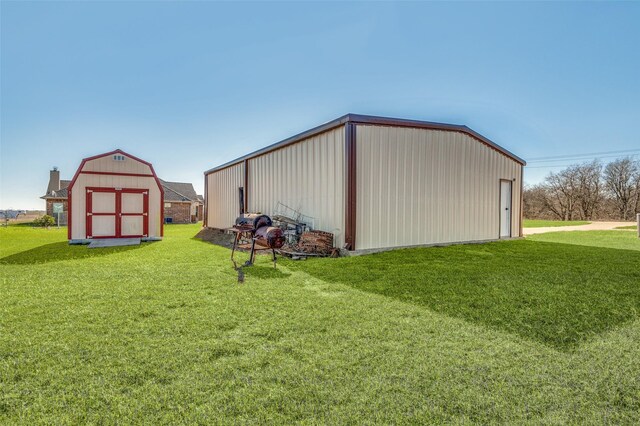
[
  {"left": 270, "top": 203, "right": 338, "bottom": 258},
  {"left": 230, "top": 204, "right": 339, "bottom": 266}
]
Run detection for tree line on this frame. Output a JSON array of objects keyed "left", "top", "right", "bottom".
[{"left": 524, "top": 157, "right": 640, "bottom": 221}]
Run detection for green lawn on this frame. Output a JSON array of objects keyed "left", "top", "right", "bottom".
[
  {"left": 2, "top": 225, "right": 640, "bottom": 423},
  {"left": 528, "top": 229, "right": 640, "bottom": 251},
  {"left": 616, "top": 225, "right": 638, "bottom": 230},
  {"left": 524, "top": 219, "right": 590, "bottom": 228}
]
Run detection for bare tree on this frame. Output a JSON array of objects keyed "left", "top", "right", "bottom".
[
  {"left": 523, "top": 184, "right": 554, "bottom": 219},
  {"left": 525, "top": 157, "right": 640, "bottom": 221},
  {"left": 543, "top": 166, "right": 580, "bottom": 220},
  {"left": 574, "top": 161, "right": 603, "bottom": 220},
  {"left": 603, "top": 157, "right": 640, "bottom": 220},
  {"left": 633, "top": 166, "right": 640, "bottom": 216}
]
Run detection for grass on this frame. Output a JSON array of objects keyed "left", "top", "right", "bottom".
[
  {"left": 2, "top": 225, "right": 640, "bottom": 423},
  {"left": 291, "top": 236, "right": 640, "bottom": 350},
  {"left": 616, "top": 225, "right": 638, "bottom": 230},
  {"left": 524, "top": 219, "right": 590, "bottom": 228},
  {"left": 528, "top": 229, "right": 640, "bottom": 252}
]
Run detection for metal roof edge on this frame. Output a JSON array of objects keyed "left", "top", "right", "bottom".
[
  {"left": 346, "top": 114, "right": 526, "bottom": 166},
  {"left": 204, "top": 114, "right": 351, "bottom": 175},
  {"left": 204, "top": 113, "right": 525, "bottom": 175}
]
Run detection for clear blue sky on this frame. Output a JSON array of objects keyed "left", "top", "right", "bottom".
[{"left": 1, "top": 1, "right": 639, "bottom": 209}]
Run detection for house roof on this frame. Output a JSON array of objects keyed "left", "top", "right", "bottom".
[
  {"left": 41, "top": 180, "right": 71, "bottom": 199},
  {"left": 205, "top": 113, "right": 526, "bottom": 175},
  {"left": 160, "top": 179, "right": 199, "bottom": 202}
]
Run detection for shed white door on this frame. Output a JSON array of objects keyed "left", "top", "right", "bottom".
[
  {"left": 87, "top": 188, "right": 149, "bottom": 239},
  {"left": 88, "top": 190, "right": 117, "bottom": 238},
  {"left": 120, "top": 192, "right": 146, "bottom": 237},
  {"left": 500, "top": 180, "right": 512, "bottom": 238}
]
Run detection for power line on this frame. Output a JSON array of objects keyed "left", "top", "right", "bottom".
[
  {"left": 527, "top": 153, "right": 640, "bottom": 165},
  {"left": 527, "top": 164, "right": 587, "bottom": 169},
  {"left": 525, "top": 153, "right": 639, "bottom": 168},
  {"left": 527, "top": 148, "right": 640, "bottom": 162},
  {"left": 530, "top": 154, "right": 638, "bottom": 163}
]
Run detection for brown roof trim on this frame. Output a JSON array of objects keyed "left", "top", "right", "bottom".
[{"left": 204, "top": 114, "right": 525, "bottom": 175}]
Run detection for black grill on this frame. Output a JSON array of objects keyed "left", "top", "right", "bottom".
[
  {"left": 254, "top": 226, "right": 285, "bottom": 249},
  {"left": 234, "top": 214, "right": 272, "bottom": 230},
  {"left": 231, "top": 213, "right": 284, "bottom": 268}
]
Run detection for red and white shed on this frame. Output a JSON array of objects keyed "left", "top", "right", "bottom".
[{"left": 67, "top": 149, "right": 164, "bottom": 243}]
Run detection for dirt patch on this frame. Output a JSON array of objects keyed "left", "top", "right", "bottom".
[{"left": 194, "top": 228, "right": 235, "bottom": 249}]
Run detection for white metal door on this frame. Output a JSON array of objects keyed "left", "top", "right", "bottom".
[{"left": 500, "top": 180, "right": 512, "bottom": 238}]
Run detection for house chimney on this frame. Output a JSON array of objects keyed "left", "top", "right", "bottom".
[{"left": 47, "top": 167, "right": 60, "bottom": 194}]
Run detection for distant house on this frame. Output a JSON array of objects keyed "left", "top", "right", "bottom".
[
  {"left": 42, "top": 168, "right": 203, "bottom": 225},
  {"left": 40, "top": 168, "right": 70, "bottom": 224},
  {"left": 160, "top": 179, "right": 204, "bottom": 223},
  {"left": 196, "top": 194, "right": 205, "bottom": 221}
]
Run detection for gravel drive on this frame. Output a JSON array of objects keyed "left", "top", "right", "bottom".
[{"left": 524, "top": 221, "right": 636, "bottom": 235}]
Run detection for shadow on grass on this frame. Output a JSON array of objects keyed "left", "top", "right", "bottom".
[
  {"left": 243, "top": 264, "right": 291, "bottom": 279},
  {"left": 0, "top": 241, "right": 144, "bottom": 265},
  {"left": 286, "top": 239, "right": 640, "bottom": 350},
  {"left": 190, "top": 227, "right": 235, "bottom": 250}
]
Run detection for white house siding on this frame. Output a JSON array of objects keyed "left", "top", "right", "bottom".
[
  {"left": 247, "top": 127, "right": 346, "bottom": 247},
  {"left": 355, "top": 125, "right": 522, "bottom": 250},
  {"left": 205, "top": 162, "right": 244, "bottom": 229}
]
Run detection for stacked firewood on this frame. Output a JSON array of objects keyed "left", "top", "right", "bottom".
[{"left": 296, "top": 230, "right": 334, "bottom": 255}]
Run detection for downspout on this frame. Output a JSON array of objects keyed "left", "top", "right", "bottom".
[
  {"left": 344, "top": 122, "right": 357, "bottom": 250},
  {"left": 243, "top": 159, "right": 249, "bottom": 213},
  {"left": 203, "top": 173, "right": 208, "bottom": 227},
  {"left": 520, "top": 165, "right": 524, "bottom": 237}
]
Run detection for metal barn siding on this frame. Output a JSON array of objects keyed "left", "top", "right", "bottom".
[
  {"left": 202, "top": 114, "right": 525, "bottom": 251},
  {"left": 205, "top": 162, "right": 244, "bottom": 229},
  {"left": 68, "top": 150, "right": 163, "bottom": 241},
  {"left": 355, "top": 125, "right": 522, "bottom": 250},
  {"left": 248, "top": 127, "right": 347, "bottom": 247}
]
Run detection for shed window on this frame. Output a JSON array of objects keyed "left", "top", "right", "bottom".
[{"left": 113, "top": 155, "right": 126, "bottom": 161}]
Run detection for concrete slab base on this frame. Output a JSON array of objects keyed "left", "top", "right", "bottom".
[
  {"left": 88, "top": 238, "right": 141, "bottom": 248},
  {"left": 347, "top": 237, "right": 523, "bottom": 256},
  {"left": 70, "top": 237, "right": 161, "bottom": 245}
]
